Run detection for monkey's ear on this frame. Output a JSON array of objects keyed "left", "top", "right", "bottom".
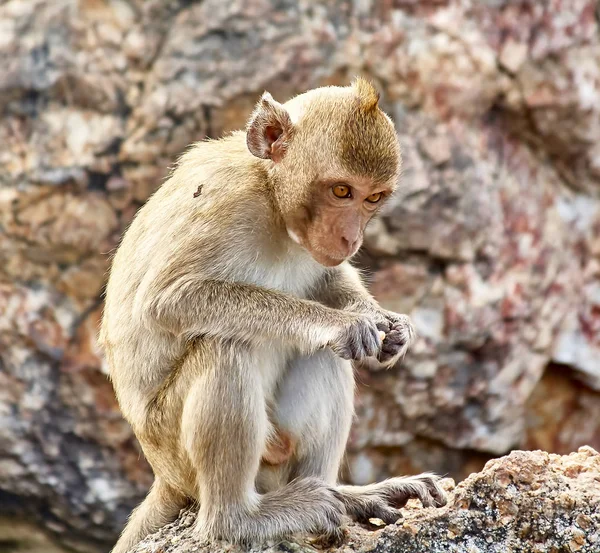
[{"left": 246, "top": 92, "right": 294, "bottom": 163}]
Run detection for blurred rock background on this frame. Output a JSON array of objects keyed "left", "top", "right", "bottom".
[{"left": 0, "top": 0, "right": 598, "bottom": 551}]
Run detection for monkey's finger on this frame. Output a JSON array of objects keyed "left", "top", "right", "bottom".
[
  {"left": 379, "top": 341, "right": 403, "bottom": 355},
  {"left": 390, "top": 318, "right": 416, "bottom": 339},
  {"left": 381, "top": 334, "right": 402, "bottom": 348},
  {"left": 382, "top": 330, "right": 407, "bottom": 345},
  {"left": 376, "top": 321, "right": 391, "bottom": 333},
  {"left": 349, "top": 498, "right": 401, "bottom": 526},
  {"left": 353, "top": 329, "right": 371, "bottom": 359},
  {"left": 381, "top": 343, "right": 402, "bottom": 356}
]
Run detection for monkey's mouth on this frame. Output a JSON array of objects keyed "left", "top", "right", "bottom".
[
  {"left": 286, "top": 225, "right": 352, "bottom": 266},
  {"left": 309, "top": 238, "right": 359, "bottom": 267},
  {"left": 309, "top": 249, "right": 347, "bottom": 267}
]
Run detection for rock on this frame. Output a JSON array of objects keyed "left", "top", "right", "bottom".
[
  {"left": 129, "top": 448, "right": 600, "bottom": 553},
  {"left": 499, "top": 39, "right": 528, "bottom": 74},
  {"left": 1, "top": 1, "right": 600, "bottom": 551},
  {"left": 358, "top": 116, "right": 584, "bottom": 456},
  {"left": 523, "top": 365, "right": 600, "bottom": 455},
  {"left": 0, "top": 517, "right": 71, "bottom": 553}
]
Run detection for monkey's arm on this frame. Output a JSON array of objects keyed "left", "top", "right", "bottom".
[
  {"left": 316, "top": 263, "right": 378, "bottom": 312},
  {"left": 315, "top": 263, "right": 415, "bottom": 367},
  {"left": 136, "top": 269, "right": 382, "bottom": 360}
]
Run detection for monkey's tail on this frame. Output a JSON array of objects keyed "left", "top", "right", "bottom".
[{"left": 111, "top": 480, "right": 187, "bottom": 553}]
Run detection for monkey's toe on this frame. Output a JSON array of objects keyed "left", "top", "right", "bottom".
[
  {"left": 422, "top": 476, "right": 447, "bottom": 508},
  {"left": 388, "top": 474, "right": 447, "bottom": 509},
  {"left": 411, "top": 474, "right": 446, "bottom": 508},
  {"left": 371, "top": 505, "right": 402, "bottom": 525},
  {"left": 353, "top": 499, "right": 402, "bottom": 526}
]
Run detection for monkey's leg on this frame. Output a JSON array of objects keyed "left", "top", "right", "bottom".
[
  {"left": 111, "top": 479, "right": 186, "bottom": 553},
  {"left": 271, "top": 349, "right": 355, "bottom": 485},
  {"left": 272, "top": 350, "right": 446, "bottom": 526},
  {"left": 181, "top": 347, "right": 344, "bottom": 544}
]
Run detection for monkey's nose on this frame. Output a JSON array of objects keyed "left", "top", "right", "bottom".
[{"left": 340, "top": 236, "right": 359, "bottom": 256}]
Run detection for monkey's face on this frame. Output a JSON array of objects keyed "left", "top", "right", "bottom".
[
  {"left": 245, "top": 79, "right": 401, "bottom": 267},
  {"left": 284, "top": 176, "right": 392, "bottom": 267}
]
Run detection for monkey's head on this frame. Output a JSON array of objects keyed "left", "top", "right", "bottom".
[{"left": 246, "top": 78, "right": 401, "bottom": 267}]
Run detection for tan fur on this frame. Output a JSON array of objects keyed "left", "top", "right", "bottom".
[
  {"left": 101, "top": 82, "right": 444, "bottom": 553},
  {"left": 353, "top": 76, "right": 380, "bottom": 112}
]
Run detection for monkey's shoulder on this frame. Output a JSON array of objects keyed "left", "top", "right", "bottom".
[{"left": 160, "top": 139, "right": 269, "bottom": 211}]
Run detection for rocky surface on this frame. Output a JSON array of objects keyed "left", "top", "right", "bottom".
[
  {"left": 130, "top": 447, "right": 600, "bottom": 553},
  {"left": 1, "top": 1, "right": 599, "bottom": 552}
]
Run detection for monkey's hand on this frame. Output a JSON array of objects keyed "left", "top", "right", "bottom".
[
  {"left": 328, "top": 313, "right": 382, "bottom": 361},
  {"left": 354, "top": 308, "right": 416, "bottom": 368},
  {"left": 377, "top": 311, "right": 415, "bottom": 367}
]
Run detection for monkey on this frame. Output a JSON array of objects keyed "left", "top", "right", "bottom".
[{"left": 100, "top": 78, "right": 446, "bottom": 553}]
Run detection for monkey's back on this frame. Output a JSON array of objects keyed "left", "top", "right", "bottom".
[{"left": 99, "top": 133, "right": 306, "bottom": 425}]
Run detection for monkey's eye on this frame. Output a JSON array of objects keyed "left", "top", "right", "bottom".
[
  {"left": 332, "top": 184, "right": 352, "bottom": 199},
  {"left": 366, "top": 192, "right": 382, "bottom": 203}
]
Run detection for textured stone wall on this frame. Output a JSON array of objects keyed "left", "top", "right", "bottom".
[{"left": 0, "top": 1, "right": 598, "bottom": 551}]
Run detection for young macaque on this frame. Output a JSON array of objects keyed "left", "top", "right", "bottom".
[{"left": 101, "top": 78, "right": 446, "bottom": 553}]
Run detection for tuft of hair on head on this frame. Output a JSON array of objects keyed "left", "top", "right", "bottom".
[{"left": 352, "top": 77, "right": 381, "bottom": 113}]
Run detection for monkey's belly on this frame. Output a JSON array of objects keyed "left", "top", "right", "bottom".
[
  {"left": 251, "top": 343, "right": 300, "bottom": 470},
  {"left": 252, "top": 342, "right": 296, "bottom": 403}
]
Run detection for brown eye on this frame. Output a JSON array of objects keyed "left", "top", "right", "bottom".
[
  {"left": 366, "top": 192, "right": 382, "bottom": 203},
  {"left": 332, "top": 184, "right": 352, "bottom": 199}
]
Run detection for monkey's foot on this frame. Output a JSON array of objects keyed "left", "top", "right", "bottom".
[
  {"left": 382, "top": 473, "right": 447, "bottom": 508},
  {"left": 337, "top": 473, "right": 447, "bottom": 525}
]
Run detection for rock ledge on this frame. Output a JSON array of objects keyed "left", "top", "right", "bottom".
[{"left": 131, "top": 447, "right": 600, "bottom": 553}]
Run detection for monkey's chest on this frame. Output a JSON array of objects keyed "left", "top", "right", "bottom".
[
  {"left": 264, "top": 268, "right": 317, "bottom": 297},
  {"left": 230, "top": 249, "right": 323, "bottom": 298}
]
